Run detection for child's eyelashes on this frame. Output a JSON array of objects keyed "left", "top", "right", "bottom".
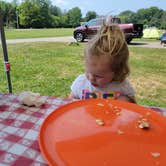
[
  {"left": 91, "top": 74, "right": 104, "bottom": 79},
  {"left": 95, "top": 75, "right": 103, "bottom": 78},
  {"left": 86, "top": 73, "right": 103, "bottom": 79}
]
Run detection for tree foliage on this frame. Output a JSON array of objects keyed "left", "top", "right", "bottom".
[
  {"left": 0, "top": 0, "right": 17, "bottom": 27},
  {"left": 118, "top": 10, "right": 135, "bottom": 23},
  {"left": 119, "top": 7, "right": 166, "bottom": 29},
  {"left": 67, "top": 7, "right": 82, "bottom": 27},
  {"left": 1, "top": 1, "right": 166, "bottom": 29},
  {"left": 18, "top": 0, "right": 52, "bottom": 28},
  {"left": 49, "top": 5, "right": 62, "bottom": 16},
  {"left": 85, "top": 11, "right": 97, "bottom": 21}
]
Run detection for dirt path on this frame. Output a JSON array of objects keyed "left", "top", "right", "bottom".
[
  {"left": 5, "top": 36, "right": 166, "bottom": 49},
  {"left": 6, "top": 36, "right": 76, "bottom": 44},
  {"left": 128, "top": 41, "right": 166, "bottom": 49}
]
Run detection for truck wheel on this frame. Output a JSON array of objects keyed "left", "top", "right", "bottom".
[
  {"left": 162, "top": 42, "right": 166, "bottom": 47},
  {"left": 126, "top": 38, "right": 132, "bottom": 44},
  {"left": 75, "top": 32, "right": 84, "bottom": 42}
]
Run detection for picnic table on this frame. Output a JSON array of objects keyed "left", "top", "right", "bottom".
[{"left": 0, "top": 93, "right": 166, "bottom": 166}]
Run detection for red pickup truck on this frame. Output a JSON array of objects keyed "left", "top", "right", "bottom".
[{"left": 73, "top": 17, "right": 143, "bottom": 43}]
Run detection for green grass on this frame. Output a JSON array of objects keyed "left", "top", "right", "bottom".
[
  {"left": 129, "top": 47, "right": 166, "bottom": 107},
  {"left": 0, "top": 42, "right": 84, "bottom": 97},
  {"left": 5, "top": 28, "right": 162, "bottom": 41},
  {"left": 133, "top": 38, "right": 160, "bottom": 42},
  {"left": 0, "top": 42, "right": 165, "bottom": 107},
  {"left": 5, "top": 28, "right": 73, "bottom": 39}
]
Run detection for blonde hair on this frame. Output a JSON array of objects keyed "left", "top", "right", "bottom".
[{"left": 84, "top": 23, "right": 130, "bottom": 82}]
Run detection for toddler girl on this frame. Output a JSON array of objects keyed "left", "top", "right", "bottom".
[{"left": 70, "top": 23, "right": 136, "bottom": 103}]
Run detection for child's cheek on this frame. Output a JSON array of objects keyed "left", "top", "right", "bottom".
[{"left": 97, "top": 79, "right": 103, "bottom": 86}]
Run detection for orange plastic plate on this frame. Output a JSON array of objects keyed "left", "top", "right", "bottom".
[{"left": 39, "top": 99, "right": 166, "bottom": 166}]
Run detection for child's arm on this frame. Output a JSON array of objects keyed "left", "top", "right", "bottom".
[
  {"left": 70, "top": 74, "right": 85, "bottom": 99},
  {"left": 68, "top": 92, "right": 74, "bottom": 99},
  {"left": 68, "top": 92, "right": 80, "bottom": 99},
  {"left": 117, "top": 95, "right": 136, "bottom": 103},
  {"left": 118, "top": 79, "right": 136, "bottom": 103}
]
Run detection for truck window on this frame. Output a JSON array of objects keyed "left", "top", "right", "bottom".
[
  {"left": 86, "top": 18, "right": 104, "bottom": 26},
  {"left": 87, "top": 19, "right": 97, "bottom": 26},
  {"left": 112, "top": 18, "right": 121, "bottom": 24}
]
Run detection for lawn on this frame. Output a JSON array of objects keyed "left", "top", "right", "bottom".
[
  {"left": 5, "top": 28, "right": 162, "bottom": 42},
  {"left": 5, "top": 28, "right": 73, "bottom": 39},
  {"left": 0, "top": 42, "right": 165, "bottom": 107}
]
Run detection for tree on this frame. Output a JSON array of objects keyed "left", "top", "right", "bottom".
[
  {"left": 118, "top": 10, "right": 135, "bottom": 23},
  {"left": 0, "top": 1, "right": 17, "bottom": 27},
  {"left": 118, "top": 7, "right": 166, "bottom": 28},
  {"left": 51, "top": 15, "right": 60, "bottom": 27},
  {"left": 136, "top": 7, "right": 163, "bottom": 26},
  {"left": 18, "top": 0, "right": 53, "bottom": 28},
  {"left": 161, "top": 11, "right": 166, "bottom": 29},
  {"left": 11, "top": 0, "right": 19, "bottom": 6},
  {"left": 0, "top": 1, "right": 6, "bottom": 17},
  {"left": 59, "top": 14, "right": 68, "bottom": 27},
  {"left": 1, "top": 1, "right": 166, "bottom": 29},
  {"left": 85, "top": 11, "right": 97, "bottom": 21},
  {"left": 50, "top": 5, "right": 62, "bottom": 16},
  {"left": 67, "top": 7, "right": 82, "bottom": 27}
]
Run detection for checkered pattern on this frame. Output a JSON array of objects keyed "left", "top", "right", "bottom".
[
  {"left": 0, "top": 93, "right": 166, "bottom": 166},
  {"left": 0, "top": 93, "right": 73, "bottom": 166}
]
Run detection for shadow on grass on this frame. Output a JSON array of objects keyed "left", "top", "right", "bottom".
[
  {"left": 128, "top": 42, "right": 148, "bottom": 46},
  {"left": 83, "top": 40, "right": 149, "bottom": 46}
]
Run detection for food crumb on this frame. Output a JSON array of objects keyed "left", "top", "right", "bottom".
[
  {"left": 113, "top": 107, "right": 121, "bottom": 113},
  {"left": 97, "top": 103, "right": 104, "bottom": 107},
  {"left": 113, "top": 106, "right": 118, "bottom": 109},
  {"left": 117, "top": 130, "right": 124, "bottom": 134},
  {"left": 138, "top": 118, "right": 150, "bottom": 129},
  {"left": 96, "top": 119, "right": 105, "bottom": 126},
  {"left": 146, "top": 112, "right": 151, "bottom": 116},
  {"left": 151, "top": 152, "right": 160, "bottom": 158},
  {"left": 116, "top": 112, "right": 121, "bottom": 116}
]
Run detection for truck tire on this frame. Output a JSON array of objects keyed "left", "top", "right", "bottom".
[
  {"left": 75, "top": 32, "right": 84, "bottom": 42},
  {"left": 126, "top": 38, "right": 132, "bottom": 44}
]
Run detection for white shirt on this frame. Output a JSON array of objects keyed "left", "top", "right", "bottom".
[{"left": 71, "top": 74, "right": 135, "bottom": 99}]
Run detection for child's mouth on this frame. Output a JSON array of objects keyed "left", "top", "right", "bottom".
[{"left": 92, "top": 83, "right": 98, "bottom": 87}]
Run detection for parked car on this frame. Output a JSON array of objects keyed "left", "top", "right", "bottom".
[
  {"left": 160, "top": 32, "right": 166, "bottom": 46},
  {"left": 73, "top": 17, "right": 143, "bottom": 43}
]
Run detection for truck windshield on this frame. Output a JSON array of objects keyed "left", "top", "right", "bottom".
[
  {"left": 112, "top": 18, "right": 121, "bottom": 24},
  {"left": 86, "top": 18, "right": 104, "bottom": 26}
]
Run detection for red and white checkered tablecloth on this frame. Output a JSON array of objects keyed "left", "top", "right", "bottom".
[
  {"left": 0, "top": 93, "right": 73, "bottom": 166},
  {"left": 0, "top": 93, "right": 166, "bottom": 166}
]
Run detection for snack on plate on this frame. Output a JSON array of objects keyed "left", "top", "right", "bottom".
[
  {"left": 18, "top": 91, "right": 45, "bottom": 107},
  {"left": 117, "top": 129, "right": 124, "bottom": 135},
  {"left": 138, "top": 118, "right": 150, "bottom": 129},
  {"left": 97, "top": 103, "right": 104, "bottom": 107},
  {"left": 95, "top": 119, "right": 105, "bottom": 126},
  {"left": 151, "top": 152, "right": 160, "bottom": 158}
]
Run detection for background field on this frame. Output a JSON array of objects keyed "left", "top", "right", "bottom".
[
  {"left": 4, "top": 28, "right": 163, "bottom": 42},
  {"left": 0, "top": 41, "right": 165, "bottom": 107},
  {"left": 5, "top": 28, "right": 73, "bottom": 39}
]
